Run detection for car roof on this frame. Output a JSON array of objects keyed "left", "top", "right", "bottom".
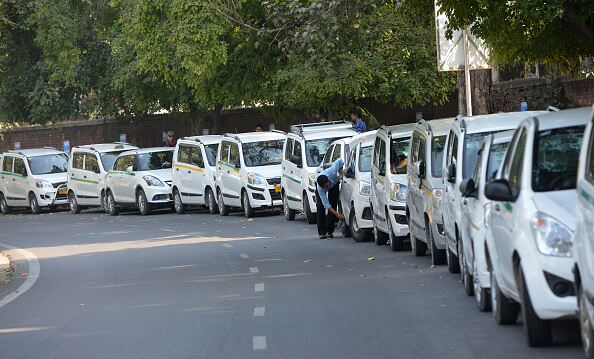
[
  {"left": 415, "top": 118, "right": 455, "bottom": 136},
  {"left": 490, "top": 130, "right": 515, "bottom": 145},
  {"left": 3, "top": 148, "right": 66, "bottom": 157},
  {"left": 118, "top": 147, "right": 174, "bottom": 156},
  {"left": 455, "top": 111, "right": 548, "bottom": 134},
  {"left": 531, "top": 106, "right": 592, "bottom": 131},
  {"left": 72, "top": 143, "right": 138, "bottom": 153},
  {"left": 380, "top": 123, "right": 417, "bottom": 139},
  {"left": 337, "top": 130, "right": 377, "bottom": 148},
  {"left": 289, "top": 121, "right": 358, "bottom": 140},
  {"left": 223, "top": 131, "right": 286, "bottom": 143},
  {"left": 179, "top": 135, "right": 222, "bottom": 145}
]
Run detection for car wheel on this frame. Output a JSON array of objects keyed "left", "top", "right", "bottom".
[
  {"left": 101, "top": 192, "right": 109, "bottom": 214},
  {"left": 29, "top": 193, "right": 41, "bottom": 214},
  {"left": 207, "top": 189, "right": 219, "bottom": 214},
  {"left": 373, "top": 216, "right": 388, "bottom": 245},
  {"left": 243, "top": 190, "right": 254, "bottom": 218},
  {"left": 303, "top": 194, "right": 317, "bottom": 224},
  {"left": 428, "top": 223, "right": 446, "bottom": 265},
  {"left": 350, "top": 209, "right": 367, "bottom": 242},
  {"left": 173, "top": 189, "right": 186, "bottom": 214},
  {"left": 283, "top": 193, "right": 295, "bottom": 221},
  {"left": 217, "top": 189, "right": 229, "bottom": 216},
  {"left": 491, "top": 265, "right": 519, "bottom": 325},
  {"left": 446, "top": 239, "right": 460, "bottom": 274},
  {"left": 69, "top": 191, "right": 81, "bottom": 214},
  {"left": 137, "top": 189, "right": 151, "bottom": 215},
  {"left": 460, "top": 242, "right": 474, "bottom": 296},
  {"left": 0, "top": 193, "right": 10, "bottom": 214},
  {"left": 579, "top": 284, "right": 594, "bottom": 359},
  {"left": 473, "top": 255, "right": 491, "bottom": 312},
  {"left": 338, "top": 203, "right": 350, "bottom": 237},
  {"left": 519, "top": 266, "right": 552, "bottom": 347},
  {"left": 411, "top": 225, "right": 427, "bottom": 256},
  {"left": 106, "top": 191, "right": 119, "bottom": 216},
  {"left": 388, "top": 216, "right": 404, "bottom": 251}
]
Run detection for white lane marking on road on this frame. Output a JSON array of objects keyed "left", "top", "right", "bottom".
[
  {"left": 250, "top": 267, "right": 259, "bottom": 273},
  {"left": 0, "top": 243, "right": 40, "bottom": 309},
  {"left": 222, "top": 244, "right": 233, "bottom": 248},
  {"left": 253, "top": 336, "right": 267, "bottom": 350},
  {"left": 160, "top": 229, "right": 176, "bottom": 232},
  {"left": 254, "top": 306, "right": 265, "bottom": 316},
  {"left": 255, "top": 283, "right": 265, "bottom": 292},
  {"left": 240, "top": 254, "right": 249, "bottom": 258}
]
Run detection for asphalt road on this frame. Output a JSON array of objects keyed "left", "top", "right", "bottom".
[{"left": 0, "top": 206, "right": 584, "bottom": 359}]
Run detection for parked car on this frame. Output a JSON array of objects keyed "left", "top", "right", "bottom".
[
  {"left": 458, "top": 130, "right": 513, "bottom": 309},
  {"left": 485, "top": 107, "right": 589, "bottom": 347},
  {"left": 281, "top": 121, "right": 358, "bottom": 223},
  {"left": 441, "top": 111, "right": 547, "bottom": 274},
  {"left": 406, "top": 118, "right": 453, "bottom": 262},
  {"left": 67, "top": 143, "right": 138, "bottom": 213},
  {"left": 574, "top": 105, "right": 594, "bottom": 359},
  {"left": 104, "top": 147, "right": 174, "bottom": 216},
  {"left": 171, "top": 135, "right": 221, "bottom": 214},
  {"left": 370, "top": 123, "right": 416, "bottom": 250},
  {"left": 0, "top": 148, "right": 69, "bottom": 214},
  {"left": 215, "top": 131, "right": 285, "bottom": 218}
]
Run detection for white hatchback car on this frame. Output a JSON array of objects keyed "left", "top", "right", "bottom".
[
  {"left": 215, "top": 131, "right": 285, "bottom": 218},
  {"left": 0, "top": 148, "right": 69, "bottom": 214},
  {"left": 573, "top": 105, "right": 594, "bottom": 358},
  {"left": 458, "top": 131, "right": 513, "bottom": 309},
  {"left": 67, "top": 143, "right": 138, "bottom": 213},
  {"left": 171, "top": 135, "right": 221, "bottom": 214},
  {"left": 485, "top": 107, "right": 589, "bottom": 347},
  {"left": 104, "top": 147, "right": 174, "bottom": 215}
]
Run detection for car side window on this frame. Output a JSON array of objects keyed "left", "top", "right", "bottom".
[
  {"left": 124, "top": 155, "right": 136, "bottom": 172},
  {"left": 331, "top": 144, "right": 342, "bottom": 163},
  {"left": 586, "top": 124, "right": 594, "bottom": 185},
  {"left": 472, "top": 143, "right": 485, "bottom": 187},
  {"left": 508, "top": 129, "right": 527, "bottom": 197},
  {"left": 178, "top": 145, "right": 191, "bottom": 164},
  {"left": 191, "top": 146, "right": 203, "bottom": 167},
  {"left": 373, "top": 137, "right": 381, "bottom": 168},
  {"left": 85, "top": 154, "right": 98, "bottom": 172},
  {"left": 500, "top": 129, "right": 522, "bottom": 180},
  {"left": 220, "top": 142, "right": 231, "bottom": 163},
  {"left": 294, "top": 140, "right": 302, "bottom": 161},
  {"left": 451, "top": 133, "right": 459, "bottom": 166},
  {"left": 418, "top": 135, "right": 427, "bottom": 164},
  {"left": 324, "top": 145, "right": 334, "bottom": 164},
  {"left": 113, "top": 156, "right": 125, "bottom": 171},
  {"left": 229, "top": 142, "right": 240, "bottom": 168},
  {"left": 284, "top": 138, "right": 294, "bottom": 161},
  {"left": 72, "top": 153, "right": 84, "bottom": 169},
  {"left": 2, "top": 156, "right": 13, "bottom": 172},
  {"left": 410, "top": 133, "right": 419, "bottom": 164},
  {"left": 347, "top": 147, "right": 357, "bottom": 172},
  {"left": 379, "top": 139, "right": 386, "bottom": 171},
  {"left": 14, "top": 158, "right": 26, "bottom": 176}
]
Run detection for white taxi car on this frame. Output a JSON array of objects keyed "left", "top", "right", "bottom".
[
  {"left": 215, "top": 131, "right": 285, "bottom": 218},
  {"left": 485, "top": 107, "right": 589, "bottom": 346},
  {"left": 104, "top": 147, "right": 174, "bottom": 215},
  {"left": 67, "top": 143, "right": 138, "bottom": 213},
  {"left": 0, "top": 148, "right": 69, "bottom": 214},
  {"left": 171, "top": 135, "right": 221, "bottom": 214}
]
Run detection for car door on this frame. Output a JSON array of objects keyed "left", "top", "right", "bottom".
[
  {"left": 291, "top": 139, "right": 305, "bottom": 208},
  {"left": 408, "top": 132, "right": 423, "bottom": 232},
  {"left": 443, "top": 130, "right": 459, "bottom": 241},
  {"left": 461, "top": 141, "right": 486, "bottom": 252},
  {"left": 223, "top": 141, "right": 241, "bottom": 206},
  {"left": 373, "top": 137, "right": 388, "bottom": 226},
  {"left": 1, "top": 155, "right": 15, "bottom": 205},
  {"left": 176, "top": 144, "right": 204, "bottom": 204},
  {"left": 12, "top": 157, "right": 29, "bottom": 206},
  {"left": 341, "top": 145, "right": 358, "bottom": 218},
  {"left": 83, "top": 153, "right": 101, "bottom": 204}
]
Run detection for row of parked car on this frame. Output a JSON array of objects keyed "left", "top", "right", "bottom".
[{"left": 1, "top": 106, "right": 594, "bottom": 356}]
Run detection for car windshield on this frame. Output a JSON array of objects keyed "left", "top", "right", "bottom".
[
  {"left": 100, "top": 151, "right": 128, "bottom": 172},
  {"left": 390, "top": 137, "right": 410, "bottom": 175},
  {"left": 305, "top": 137, "right": 344, "bottom": 167},
  {"left": 138, "top": 150, "right": 174, "bottom": 171},
  {"left": 532, "top": 125, "right": 585, "bottom": 192},
  {"left": 358, "top": 145, "right": 373, "bottom": 172},
  {"left": 463, "top": 132, "right": 495, "bottom": 180},
  {"left": 485, "top": 142, "right": 509, "bottom": 182},
  {"left": 204, "top": 144, "right": 218, "bottom": 167},
  {"left": 242, "top": 140, "right": 284, "bottom": 167},
  {"left": 431, "top": 136, "right": 446, "bottom": 178},
  {"left": 28, "top": 154, "right": 69, "bottom": 175}
]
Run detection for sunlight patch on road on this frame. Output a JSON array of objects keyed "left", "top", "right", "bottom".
[{"left": 0, "top": 327, "right": 53, "bottom": 334}]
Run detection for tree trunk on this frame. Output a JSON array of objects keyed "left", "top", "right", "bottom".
[
  {"left": 211, "top": 104, "right": 223, "bottom": 134},
  {"left": 458, "top": 69, "right": 492, "bottom": 116},
  {"left": 327, "top": 95, "right": 344, "bottom": 122}
]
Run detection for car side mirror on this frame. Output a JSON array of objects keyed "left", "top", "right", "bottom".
[
  {"left": 379, "top": 161, "right": 386, "bottom": 176},
  {"left": 484, "top": 179, "right": 514, "bottom": 202},
  {"left": 447, "top": 163, "right": 456, "bottom": 183},
  {"left": 414, "top": 161, "right": 425, "bottom": 179},
  {"left": 126, "top": 165, "right": 134, "bottom": 172},
  {"left": 92, "top": 164, "right": 100, "bottom": 173},
  {"left": 345, "top": 166, "right": 355, "bottom": 178},
  {"left": 459, "top": 178, "right": 477, "bottom": 198},
  {"left": 192, "top": 156, "right": 204, "bottom": 168},
  {"left": 289, "top": 154, "right": 302, "bottom": 168},
  {"left": 20, "top": 167, "right": 27, "bottom": 176}
]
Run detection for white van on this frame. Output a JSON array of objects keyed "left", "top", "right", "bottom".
[
  {"left": 67, "top": 143, "right": 138, "bottom": 213},
  {"left": 370, "top": 123, "right": 416, "bottom": 250},
  {"left": 0, "top": 148, "right": 69, "bottom": 214},
  {"left": 406, "top": 118, "right": 453, "bottom": 262},
  {"left": 281, "top": 121, "right": 358, "bottom": 223},
  {"left": 171, "top": 136, "right": 221, "bottom": 214},
  {"left": 215, "top": 131, "right": 285, "bottom": 218}
]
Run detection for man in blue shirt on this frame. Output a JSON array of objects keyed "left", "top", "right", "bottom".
[
  {"left": 350, "top": 108, "right": 366, "bottom": 133},
  {"left": 315, "top": 158, "right": 346, "bottom": 239}
]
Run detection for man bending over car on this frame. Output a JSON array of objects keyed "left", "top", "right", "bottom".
[{"left": 315, "top": 158, "right": 346, "bottom": 239}]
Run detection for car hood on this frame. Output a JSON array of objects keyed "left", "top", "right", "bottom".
[
  {"left": 531, "top": 190, "right": 577, "bottom": 231},
  {"left": 247, "top": 164, "right": 282, "bottom": 179},
  {"left": 143, "top": 169, "right": 173, "bottom": 182},
  {"left": 36, "top": 172, "right": 68, "bottom": 184},
  {"left": 359, "top": 171, "right": 371, "bottom": 184}
]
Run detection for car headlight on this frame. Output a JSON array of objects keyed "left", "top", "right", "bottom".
[
  {"left": 36, "top": 179, "right": 53, "bottom": 189},
  {"left": 390, "top": 183, "right": 407, "bottom": 202},
  {"left": 432, "top": 188, "right": 442, "bottom": 210},
  {"left": 359, "top": 181, "right": 371, "bottom": 196},
  {"left": 309, "top": 173, "right": 316, "bottom": 187},
  {"left": 248, "top": 172, "right": 267, "bottom": 186},
  {"left": 531, "top": 212, "right": 573, "bottom": 257},
  {"left": 143, "top": 175, "right": 165, "bottom": 187}
]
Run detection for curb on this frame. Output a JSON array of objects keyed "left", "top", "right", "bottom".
[{"left": 0, "top": 252, "right": 13, "bottom": 287}]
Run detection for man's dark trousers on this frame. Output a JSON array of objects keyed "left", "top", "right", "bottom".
[{"left": 315, "top": 184, "right": 340, "bottom": 236}]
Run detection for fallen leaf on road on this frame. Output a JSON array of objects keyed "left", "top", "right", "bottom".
[
  {"left": 431, "top": 265, "right": 436, "bottom": 268},
  {"left": 248, "top": 219, "right": 254, "bottom": 222},
  {"left": 368, "top": 257, "right": 375, "bottom": 261},
  {"left": 303, "top": 260, "right": 310, "bottom": 263},
  {"left": 274, "top": 236, "right": 278, "bottom": 238},
  {"left": 361, "top": 274, "right": 366, "bottom": 277},
  {"left": 326, "top": 265, "right": 333, "bottom": 268},
  {"left": 21, "top": 273, "right": 28, "bottom": 276}
]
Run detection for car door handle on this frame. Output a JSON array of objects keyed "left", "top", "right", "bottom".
[
  {"left": 463, "top": 199, "right": 467, "bottom": 205},
  {"left": 176, "top": 168, "right": 179, "bottom": 172},
  {"left": 83, "top": 176, "right": 87, "bottom": 179},
  {"left": 187, "top": 171, "right": 191, "bottom": 174},
  {"left": 495, "top": 204, "right": 500, "bottom": 211}
]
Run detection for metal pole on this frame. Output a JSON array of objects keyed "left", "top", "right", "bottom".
[{"left": 463, "top": 29, "right": 472, "bottom": 116}]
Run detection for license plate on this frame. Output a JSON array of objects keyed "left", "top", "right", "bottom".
[
  {"left": 274, "top": 184, "right": 281, "bottom": 192},
  {"left": 58, "top": 188, "right": 67, "bottom": 195}
]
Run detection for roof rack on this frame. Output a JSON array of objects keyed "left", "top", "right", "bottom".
[
  {"left": 223, "top": 133, "right": 241, "bottom": 142},
  {"left": 379, "top": 125, "right": 391, "bottom": 136},
  {"left": 455, "top": 115, "right": 467, "bottom": 129},
  {"left": 7, "top": 150, "right": 24, "bottom": 156},
  {"left": 547, "top": 106, "right": 560, "bottom": 112},
  {"left": 43, "top": 146, "right": 58, "bottom": 150},
  {"left": 271, "top": 129, "right": 287, "bottom": 135},
  {"left": 289, "top": 120, "right": 353, "bottom": 137},
  {"left": 418, "top": 119, "right": 432, "bottom": 133}
]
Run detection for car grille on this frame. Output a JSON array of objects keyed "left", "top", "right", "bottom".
[
  {"left": 267, "top": 177, "right": 281, "bottom": 185},
  {"left": 53, "top": 181, "right": 67, "bottom": 188},
  {"left": 269, "top": 189, "right": 281, "bottom": 201}
]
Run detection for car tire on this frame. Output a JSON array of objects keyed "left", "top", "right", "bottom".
[
  {"left": 411, "top": 225, "right": 427, "bottom": 256},
  {"left": 217, "top": 189, "right": 229, "bottom": 216},
  {"left": 303, "top": 194, "right": 316, "bottom": 224},
  {"left": 373, "top": 217, "right": 388, "bottom": 245},
  {"left": 137, "top": 189, "right": 151, "bottom": 216},
  {"left": 388, "top": 215, "right": 404, "bottom": 251},
  {"left": 69, "top": 191, "right": 81, "bottom": 214},
  {"left": 106, "top": 190, "right": 120, "bottom": 216},
  {"left": 283, "top": 193, "right": 295, "bottom": 221},
  {"left": 101, "top": 191, "right": 109, "bottom": 214},
  {"left": 0, "top": 193, "right": 11, "bottom": 214},
  {"left": 519, "top": 266, "right": 552, "bottom": 347},
  {"left": 242, "top": 190, "right": 254, "bottom": 218},
  {"left": 491, "top": 266, "right": 519, "bottom": 325},
  {"left": 338, "top": 203, "right": 350, "bottom": 238},
  {"left": 473, "top": 255, "right": 491, "bottom": 312},
  {"left": 460, "top": 241, "right": 474, "bottom": 296},
  {"left": 173, "top": 189, "right": 186, "bottom": 214},
  {"left": 207, "top": 189, "right": 219, "bottom": 214},
  {"left": 29, "top": 193, "right": 41, "bottom": 214},
  {"left": 579, "top": 284, "right": 594, "bottom": 359},
  {"left": 446, "top": 239, "right": 460, "bottom": 274},
  {"left": 350, "top": 209, "right": 367, "bottom": 242},
  {"left": 428, "top": 223, "right": 446, "bottom": 265}
]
